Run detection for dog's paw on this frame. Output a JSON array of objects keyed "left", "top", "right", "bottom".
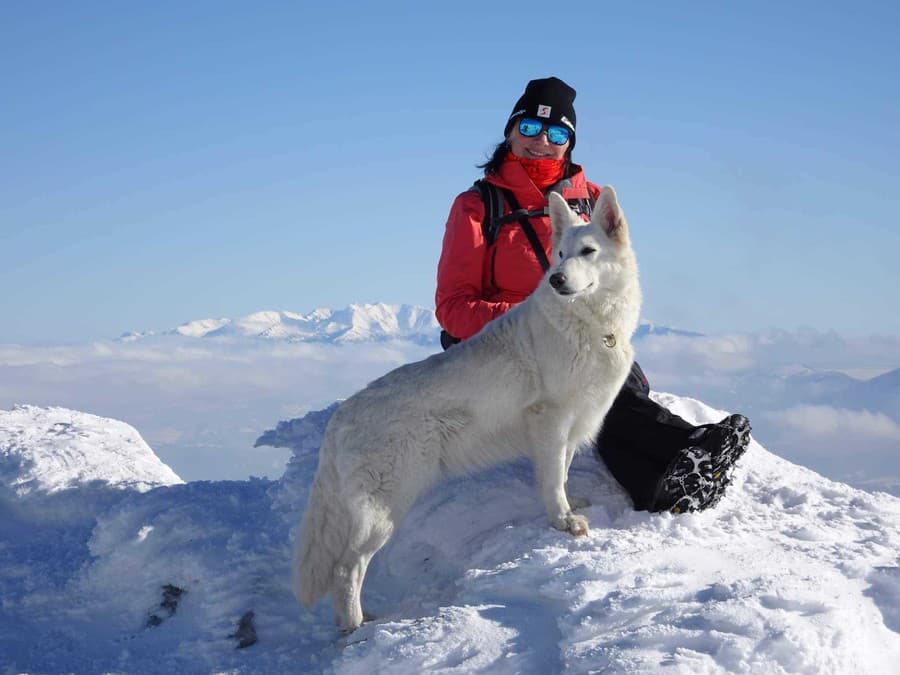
[
  {"left": 566, "top": 514, "right": 589, "bottom": 537},
  {"left": 340, "top": 610, "right": 376, "bottom": 635},
  {"left": 567, "top": 494, "right": 591, "bottom": 510},
  {"left": 553, "top": 513, "right": 589, "bottom": 537}
]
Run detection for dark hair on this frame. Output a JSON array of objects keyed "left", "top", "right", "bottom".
[
  {"left": 477, "top": 140, "right": 574, "bottom": 176},
  {"left": 477, "top": 141, "right": 509, "bottom": 176}
]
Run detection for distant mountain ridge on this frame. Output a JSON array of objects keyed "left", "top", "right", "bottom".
[
  {"left": 121, "top": 304, "right": 701, "bottom": 346},
  {"left": 633, "top": 321, "right": 703, "bottom": 339},
  {"left": 121, "top": 303, "right": 441, "bottom": 345}
]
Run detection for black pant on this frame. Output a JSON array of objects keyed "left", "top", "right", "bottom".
[{"left": 595, "top": 362, "right": 695, "bottom": 511}]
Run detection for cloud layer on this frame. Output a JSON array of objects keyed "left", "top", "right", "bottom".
[{"left": 766, "top": 405, "right": 900, "bottom": 440}]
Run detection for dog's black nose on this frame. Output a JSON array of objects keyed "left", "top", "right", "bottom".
[{"left": 549, "top": 272, "right": 567, "bottom": 289}]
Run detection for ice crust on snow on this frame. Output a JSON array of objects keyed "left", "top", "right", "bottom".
[{"left": 1, "top": 398, "right": 899, "bottom": 673}]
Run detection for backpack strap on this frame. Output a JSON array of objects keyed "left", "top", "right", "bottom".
[
  {"left": 496, "top": 187, "right": 551, "bottom": 273},
  {"left": 472, "top": 180, "right": 508, "bottom": 248}
]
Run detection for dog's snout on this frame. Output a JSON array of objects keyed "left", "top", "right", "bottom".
[{"left": 549, "top": 272, "right": 567, "bottom": 289}]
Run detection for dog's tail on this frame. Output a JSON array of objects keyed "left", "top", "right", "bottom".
[{"left": 293, "top": 456, "right": 344, "bottom": 608}]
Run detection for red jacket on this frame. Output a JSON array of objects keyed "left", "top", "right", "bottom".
[{"left": 435, "top": 159, "right": 601, "bottom": 339}]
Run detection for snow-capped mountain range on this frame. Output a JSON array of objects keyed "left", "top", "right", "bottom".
[
  {"left": 120, "top": 303, "right": 701, "bottom": 345},
  {"left": 121, "top": 304, "right": 441, "bottom": 344}
]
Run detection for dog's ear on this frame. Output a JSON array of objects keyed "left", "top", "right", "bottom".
[
  {"left": 592, "top": 186, "right": 631, "bottom": 247},
  {"left": 548, "top": 192, "right": 579, "bottom": 245}
]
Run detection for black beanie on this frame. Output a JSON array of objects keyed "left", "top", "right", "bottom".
[{"left": 504, "top": 76, "right": 577, "bottom": 147}]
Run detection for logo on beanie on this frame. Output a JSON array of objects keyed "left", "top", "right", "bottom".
[{"left": 537, "top": 104, "right": 552, "bottom": 118}]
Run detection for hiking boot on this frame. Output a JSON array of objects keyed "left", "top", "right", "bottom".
[{"left": 652, "top": 414, "right": 752, "bottom": 514}]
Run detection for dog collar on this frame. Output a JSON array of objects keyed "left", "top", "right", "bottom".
[{"left": 603, "top": 334, "right": 616, "bottom": 348}]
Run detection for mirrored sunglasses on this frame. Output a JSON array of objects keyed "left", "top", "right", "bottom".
[{"left": 518, "top": 117, "right": 571, "bottom": 145}]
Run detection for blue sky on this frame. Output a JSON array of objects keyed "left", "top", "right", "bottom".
[{"left": 2, "top": 1, "right": 899, "bottom": 343}]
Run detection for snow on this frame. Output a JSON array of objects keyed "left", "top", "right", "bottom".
[
  {"left": 2, "top": 396, "right": 899, "bottom": 673},
  {"left": 173, "top": 317, "right": 232, "bottom": 338},
  {"left": 0, "top": 405, "right": 183, "bottom": 500}
]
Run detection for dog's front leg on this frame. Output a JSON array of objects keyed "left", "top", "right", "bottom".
[
  {"left": 564, "top": 443, "right": 591, "bottom": 510},
  {"left": 533, "top": 443, "right": 589, "bottom": 537}
]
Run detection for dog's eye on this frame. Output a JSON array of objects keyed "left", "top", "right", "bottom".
[
  {"left": 558, "top": 250, "right": 563, "bottom": 259},
  {"left": 580, "top": 247, "right": 597, "bottom": 256}
]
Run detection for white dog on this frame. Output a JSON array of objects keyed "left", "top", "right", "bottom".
[{"left": 294, "top": 188, "right": 641, "bottom": 631}]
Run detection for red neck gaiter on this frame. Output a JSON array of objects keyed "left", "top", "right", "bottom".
[{"left": 507, "top": 153, "right": 567, "bottom": 191}]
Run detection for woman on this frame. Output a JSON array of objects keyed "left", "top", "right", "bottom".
[{"left": 435, "top": 76, "right": 751, "bottom": 513}]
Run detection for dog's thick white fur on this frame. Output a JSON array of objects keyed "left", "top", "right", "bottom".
[{"left": 294, "top": 188, "right": 641, "bottom": 631}]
